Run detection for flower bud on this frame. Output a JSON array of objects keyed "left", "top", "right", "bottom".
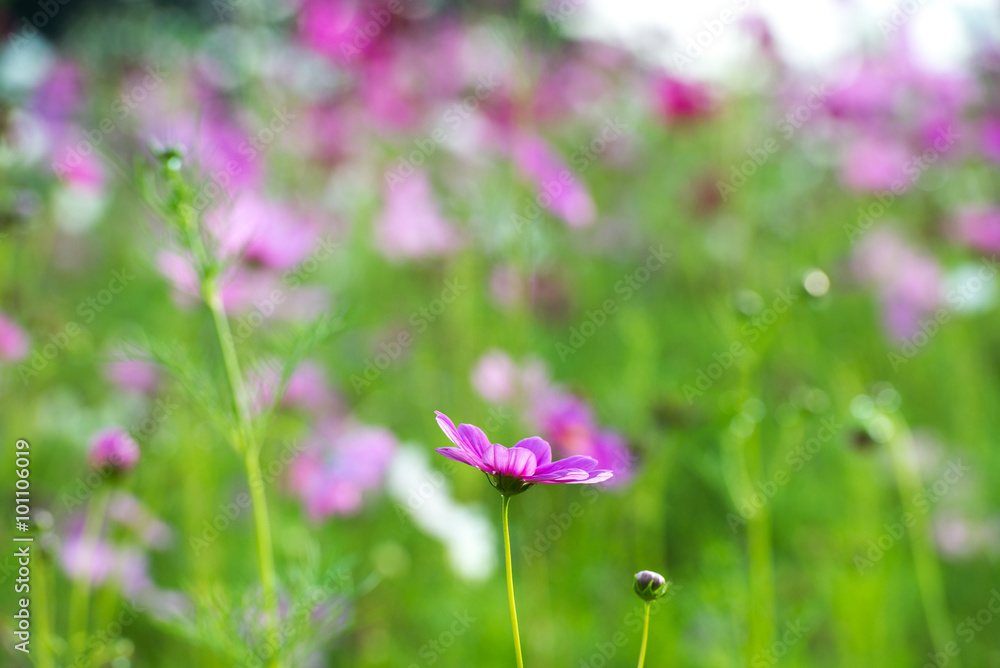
[
  {"left": 88, "top": 428, "right": 140, "bottom": 474},
  {"left": 634, "top": 570, "right": 670, "bottom": 602}
]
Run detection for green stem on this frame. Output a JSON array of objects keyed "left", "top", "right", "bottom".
[
  {"left": 502, "top": 495, "right": 524, "bottom": 668},
  {"left": 68, "top": 487, "right": 110, "bottom": 662},
  {"left": 885, "top": 421, "right": 956, "bottom": 665},
  {"left": 34, "top": 550, "right": 56, "bottom": 668},
  {"left": 636, "top": 602, "right": 651, "bottom": 668},
  {"left": 205, "top": 282, "right": 281, "bottom": 667}
]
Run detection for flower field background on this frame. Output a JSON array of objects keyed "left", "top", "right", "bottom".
[{"left": 2, "top": 0, "right": 1000, "bottom": 666}]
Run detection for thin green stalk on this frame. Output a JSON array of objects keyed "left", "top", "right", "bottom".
[
  {"left": 502, "top": 495, "right": 525, "bottom": 668},
  {"left": 34, "top": 550, "right": 55, "bottom": 668},
  {"left": 636, "top": 602, "right": 651, "bottom": 668},
  {"left": 885, "top": 421, "right": 956, "bottom": 665},
  {"left": 68, "top": 487, "right": 110, "bottom": 662},
  {"left": 204, "top": 282, "right": 281, "bottom": 666}
]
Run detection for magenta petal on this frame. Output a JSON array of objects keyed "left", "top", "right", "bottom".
[
  {"left": 535, "top": 455, "right": 598, "bottom": 475},
  {"left": 435, "top": 447, "right": 487, "bottom": 471},
  {"left": 435, "top": 412, "right": 463, "bottom": 447},
  {"left": 457, "top": 423, "right": 491, "bottom": 458},
  {"left": 506, "top": 448, "right": 538, "bottom": 478},
  {"left": 514, "top": 437, "right": 552, "bottom": 468},
  {"left": 482, "top": 443, "right": 509, "bottom": 474},
  {"left": 526, "top": 468, "right": 590, "bottom": 482}
]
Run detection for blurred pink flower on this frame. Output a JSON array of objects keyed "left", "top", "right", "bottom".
[
  {"left": 104, "top": 359, "right": 160, "bottom": 394},
  {"left": 375, "top": 171, "right": 460, "bottom": 259},
  {"left": 298, "top": 0, "right": 373, "bottom": 63},
  {"left": 979, "top": 117, "right": 1000, "bottom": 164},
  {"left": 651, "top": 75, "right": 714, "bottom": 122},
  {"left": 511, "top": 133, "right": 596, "bottom": 227},
  {"left": 852, "top": 228, "right": 944, "bottom": 339},
  {"left": 949, "top": 206, "right": 1000, "bottom": 254},
  {"left": 471, "top": 349, "right": 519, "bottom": 403},
  {"left": 210, "top": 194, "right": 319, "bottom": 271},
  {"left": 250, "top": 360, "right": 339, "bottom": 415},
  {"left": 89, "top": 428, "right": 141, "bottom": 473},
  {"left": 839, "top": 135, "right": 911, "bottom": 193},
  {"left": 289, "top": 420, "right": 398, "bottom": 520},
  {"left": 31, "top": 61, "right": 83, "bottom": 122},
  {"left": 0, "top": 313, "right": 29, "bottom": 362}
]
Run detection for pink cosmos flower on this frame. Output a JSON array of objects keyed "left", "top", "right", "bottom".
[
  {"left": 289, "top": 420, "right": 397, "bottom": 520},
  {"left": 88, "top": 428, "right": 140, "bottom": 473},
  {"left": 839, "top": 135, "right": 911, "bottom": 193},
  {"left": 104, "top": 359, "right": 160, "bottom": 394},
  {"left": 510, "top": 133, "right": 596, "bottom": 228},
  {"left": 651, "top": 75, "right": 714, "bottom": 122},
  {"left": 852, "top": 228, "right": 944, "bottom": 339},
  {"left": 949, "top": 206, "right": 1000, "bottom": 254},
  {"left": 434, "top": 411, "right": 612, "bottom": 495},
  {"left": 0, "top": 313, "right": 29, "bottom": 362},
  {"left": 375, "top": 171, "right": 460, "bottom": 259}
]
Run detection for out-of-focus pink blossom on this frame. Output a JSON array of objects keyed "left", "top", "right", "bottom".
[
  {"left": 949, "top": 206, "right": 1000, "bottom": 254},
  {"left": 250, "top": 360, "right": 338, "bottom": 415},
  {"left": 839, "top": 135, "right": 911, "bottom": 193},
  {"left": 511, "top": 133, "right": 596, "bottom": 227},
  {"left": 651, "top": 75, "right": 714, "bottom": 122},
  {"left": 210, "top": 194, "right": 319, "bottom": 271},
  {"left": 375, "top": 172, "right": 460, "bottom": 259},
  {"left": 471, "top": 349, "right": 519, "bottom": 403},
  {"left": 0, "top": 313, "right": 29, "bottom": 362},
  {"left": 852, "top": 228, "right": 944, "bottom": 339},
  {"left": 104, "top": 359, "right": 160, "bottom": 394},
  {"left": 31, "top": 61, "right": 83, "bottom": 122},
  {"left": 980, "top": 117, "right": 1000, "bottom": 164},
  {"left": 88, "top": 428, "right": 141, "bottom": 473},
  {"left": 298, "top": 0, "right": 372, "bottom": 63},
  {"left": 289, "top": 420, "right": 398, "bottom": 520}
]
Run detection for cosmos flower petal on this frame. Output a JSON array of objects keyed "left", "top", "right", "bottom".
[
  {"left": 435, "top": 411, "right": 463, "bottom": 447},
  {"left": 535, "top": 455, "right": 599, "bottom": 475},
  {"left": 435, "top": 447, "right": 487, "bottom": 471},
  {"left": 456, "top": 423, "right": 491, "bottom": 458},
  {"left": 506, "top": 447, "right": 538, "bottom": 478},
  {"left": 482, "top": 443, "right": 507, "bottom": 474},
  {"left": 513, "top": 436, "right": 552, "bottom": 468}
]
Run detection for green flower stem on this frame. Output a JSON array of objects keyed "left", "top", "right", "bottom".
[
  {"left": 501, "top": 495, "right": 525, "bottom": 668},
  {"left": 636, "top": 601, "right": 651, "bottom": 668},
  {"left": 34, "top": 550, "right": 56, "bottom": 668},
  {"left": 68, "top": 487, "right": 110, "bottom": 661},
  {"left": 205, "top": 281, "right": 281, "bottom": 667},
  {"left": 885, "top": 419, "right": 957, "bottom": 665}
]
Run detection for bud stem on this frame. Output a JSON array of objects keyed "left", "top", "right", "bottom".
[
  {"left": 637, "top": 601, "right": 651, "bottom": 668},
  {"left": 502, "top": 495, "right": 525, "bottom": 668}
]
